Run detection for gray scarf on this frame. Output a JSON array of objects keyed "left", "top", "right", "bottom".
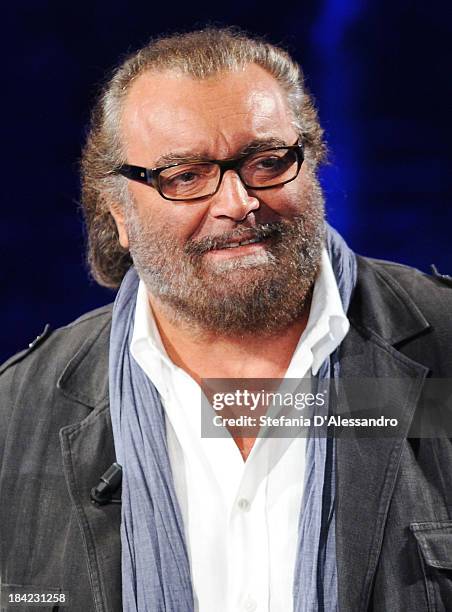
[{"left": 109, "top": 224, "right": 357, "bottom": 611}]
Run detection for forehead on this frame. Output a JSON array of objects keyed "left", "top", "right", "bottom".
[{"left": 120, "top": 63, "right": 296, "bottom": 163}]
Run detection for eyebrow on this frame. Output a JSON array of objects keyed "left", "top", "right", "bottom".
[{"left": 152, "top": 137, "right": 290, "bottom": 168}]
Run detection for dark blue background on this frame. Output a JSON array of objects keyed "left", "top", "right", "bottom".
[{"left": 2, "top": 1, "right": 451, "bottom": 361}]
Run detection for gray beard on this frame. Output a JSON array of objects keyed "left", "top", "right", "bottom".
[{"left": 126, "top": 180, "right": 325, "bottom": 336}]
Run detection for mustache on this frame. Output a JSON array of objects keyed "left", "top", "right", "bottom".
[{"left": 184, "top": 221, "right": 286, "bottom": 255}]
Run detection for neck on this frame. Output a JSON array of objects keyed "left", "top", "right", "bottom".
[{"left": 148, "top": 293, "right": 311, "bottom": 385}]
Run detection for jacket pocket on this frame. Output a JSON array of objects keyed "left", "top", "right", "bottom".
[
  {"left": 0, "top": 583, "right": 64, "bottom": 611},
  {"left": 411, "top": 521, "right": 452, "bottom": 612}
]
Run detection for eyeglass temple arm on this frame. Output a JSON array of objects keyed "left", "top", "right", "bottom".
[{"left": 116, "top": 164, "right": 155, "bottom": 185}]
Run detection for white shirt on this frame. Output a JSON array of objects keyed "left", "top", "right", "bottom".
[{"left": 130, "top": 248, "right": 349, "bottom": 612}]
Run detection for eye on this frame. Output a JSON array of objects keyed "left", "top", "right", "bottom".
[
  {"left": 161, "top": 163, "right": 216, "bottom": 182},
  {"left": 240, "top": 148, "right": 298, "bottom": 187},
  {"left": 244, "top": 150, "right": 295, "bottom": 174},
  {"left": 171, "top": 171, "right": 199, "bottom": 184},
  {"left": 244, "top": 149, "right": 294, "bottom": 172},
  {"left": 159, "top": 163, "right": 218, "bottom": 197},
  {"left": 255, "top": 156, "right": 283, "bottom": 169}
]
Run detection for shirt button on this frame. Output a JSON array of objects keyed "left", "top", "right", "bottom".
[
  {"left": 243, "top": 596, "right": 257, "bottom": 612},
  {"left": 237, "top": 498, "right": 251, "bottom": 512}
]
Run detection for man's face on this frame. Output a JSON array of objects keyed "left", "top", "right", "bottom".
[{"left": 111, "top": 63, "right": 325, "bottom": 334}]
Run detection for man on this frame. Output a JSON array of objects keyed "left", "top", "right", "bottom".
[{"left": 1, "top": 28, "right": 452, "bottom": 612}]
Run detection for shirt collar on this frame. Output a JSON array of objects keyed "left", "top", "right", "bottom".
[
  {"left": 131, "top": 280, "right": 170, "bottom": 364},
  {"left": 304, "top": 248, "right": 350, "bottom": 375}
]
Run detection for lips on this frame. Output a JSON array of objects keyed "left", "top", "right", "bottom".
[
  {"left": 220, "top": 237, "right": 263, "bottom": 249},
  {"left": 185, "top": 222, "right": 282, "bottom": 256},
  {"left": 212, "top": 228, "right": 271, "bottom": 251}
]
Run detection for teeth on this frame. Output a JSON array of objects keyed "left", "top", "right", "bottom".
[
  {"left": 223, "top": 237, "right": 262, "bottom": 249},
  {"left": 240, "top": 238, "right": 261, "bottom": 246}
]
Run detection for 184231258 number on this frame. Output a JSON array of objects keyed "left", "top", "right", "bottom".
[
  {"left": 0, "top": 586, "right": 69, "bottom": 607},
  {"left": 8, "top": 593, "right": 66, "bottom": 603}
]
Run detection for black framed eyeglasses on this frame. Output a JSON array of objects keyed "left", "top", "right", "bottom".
[{"left": 113, "top": 140, "right": 304, "bottom": 202}]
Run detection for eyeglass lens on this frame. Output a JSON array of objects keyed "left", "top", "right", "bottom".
[{"left": 158, "top": 148, "right": 299, "bottom": 200}]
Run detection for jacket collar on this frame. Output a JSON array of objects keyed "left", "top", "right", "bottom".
[
  {"left": 57, "top": 315, "right": 111, "bottom": 409},
  {"left": 348, "top": 256, "right": 429, "bottom": 344}
]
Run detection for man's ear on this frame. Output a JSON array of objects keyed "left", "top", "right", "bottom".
[{"left": 109, "top": 203, "right": 130, "bottom": 249}]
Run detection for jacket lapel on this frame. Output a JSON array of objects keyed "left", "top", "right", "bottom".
[
  {"left": 58, "top": 318, "right": 122, "bottom": 612},
  {"left": 335, "top": 257, "right": 430, "bottom": 611}
]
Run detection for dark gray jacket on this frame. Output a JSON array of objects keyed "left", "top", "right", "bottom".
[{"left": 2, "top": 256, "right": 452, "bottom": 612}]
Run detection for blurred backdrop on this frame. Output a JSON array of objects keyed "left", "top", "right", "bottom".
[{"left": 2, "top": 0, "right": 451, "bottom": 361}]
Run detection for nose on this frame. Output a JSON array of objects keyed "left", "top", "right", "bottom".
[{"left": 208, "top": 170, "right": 260, "bottom": 221}]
